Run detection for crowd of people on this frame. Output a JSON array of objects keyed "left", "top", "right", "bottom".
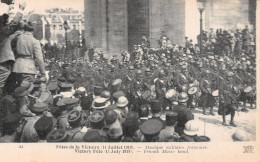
[{"left": 0, "top": 15, "right": 256, "bottom": 142}]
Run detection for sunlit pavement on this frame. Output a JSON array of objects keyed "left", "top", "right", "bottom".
[{"left": 191, "top": 104, "right": 256, "bottom": 141}]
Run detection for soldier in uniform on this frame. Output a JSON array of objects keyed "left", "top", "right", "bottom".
[
  {"left": 199, "top": 70, "right": 216, "bottom": 115},
  {"left": 218, "top": 71, "right": 238, "bottom": 126},
  {"left": 12, "top": 22, "right": 46, "bottom": 85}
]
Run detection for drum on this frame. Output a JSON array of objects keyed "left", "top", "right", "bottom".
[
  {"left": 212, "top": 90, "right": 219, "bottom": 97},
  {"left": 165, "top": 89, "right": 179, "bottom": 102},
  {"left": 188, "top": 87, "right": 198, "bottom": 95}
]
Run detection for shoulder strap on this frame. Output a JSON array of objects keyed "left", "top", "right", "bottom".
[{"left": 11, "top": 33, "right": 22, "bottom": 58}]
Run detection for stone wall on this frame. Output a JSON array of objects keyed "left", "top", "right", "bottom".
[
  {"left": 84, "top": 0, "right": 106, "bottom": 50},
  {"left": 149, "top": 0, "right": 186, "bottom": 47},
  {"left": 204, "top": 0, "right": 252, "bottom": 31},
  {"left": 108, "top": 0, "right": 128, "bottom": 56},
  {"left": 128, "top": 0, "right": 150, "bottom": 51}
]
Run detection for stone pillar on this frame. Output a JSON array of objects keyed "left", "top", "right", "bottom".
[{"left": 84, "top": 0, "right": 106, "bottom": 50}]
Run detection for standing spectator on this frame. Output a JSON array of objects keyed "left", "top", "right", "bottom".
[{"left": 12, "top": 22, "right": 46, "bottom": 85}]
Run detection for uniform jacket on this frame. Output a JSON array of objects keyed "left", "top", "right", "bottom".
[
  {"left": 0, "top": 31, "right": 23, "bottom": 63},
  {"left": 219, "top": 79, "right": 237, "bottom": 104},
  {"left": 13, "top": 32, "right": 45, "bottom": 75}
]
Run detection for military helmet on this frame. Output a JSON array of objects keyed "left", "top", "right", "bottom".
[
  {"left": 158, "top": 70, "right": 165, "bottom": 78},
  {"left": 136, "top": 69, "right": 142, "bottom": 74},
  {"left": 101, "top": 90, "right": 111, "bottom": 100},
  {"left": 129, "top": 66, "right": 134, "bottom": 70},
  {"left": 178, "top": 92, "right": 189, "bottom": 103},
  {"left": 226, "top": 71, "right": 234, "bottom": 77}
]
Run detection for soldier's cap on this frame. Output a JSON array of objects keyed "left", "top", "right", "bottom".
[
  {"left": 60, "top": 83, "right": 73, "bottom": 89},
  {"left": 47, "top": 82, "right": 58, "bottom": 91},
  {"left": 226, "top": 71, "right": 234, "bottom": 77},
  {"left": 47, "top": 129, "right": 69, "bottom": 142},
  {"left": 112, "top": 91, "right": 125, "bottom": 99},
  {"left": 14, "top": 87, "right": 30, "bottom": 97},
  {"left": 145, "top": 68, "right": 151, "bottom": 72},
  {"left": 150, "top": 100, "right": 161, "bottom": 113},
  {"left": 77, "top": 87, "right": 86, "bottom": 92},
  {"left": 57, "top": 76, "right": 66, "bottom": 82},
  {"left": 183, "top": 120, "right": 199, "bottom": 136},
  {"left": 92, "top": 97, "right": 110, "bottom": 110},
  {"left": 89, "top": 110, "right": 105, "bottom": 123},
  {"left": 105, "top": 109, "right": 118, "bottom": 126},
  {"left": 32, "top": 102, "right": 49, "bottom": 113},
  {"left": 111, "top": 79, "right": 122, "bottom": 86},
  {"left": 33, "top": 79, "right": 41, "bottom": 88},
  {"left": 166, "top": 111, "right": 178, "bottom": 126},
  {"left": 204, "top": 69, "right": 211, "bottom": 74},
  {"left": 241, "top": 57, "right": 246, "bottom": 61},
  {"left": 83, "top": 129, "right": 107, "bottom": 142},
  {"left": 140, "top": 118, "right": 165, "bottom": 136},
  {"left": 56, "top": 97, "right": 68, "bottom": 107},
  {"left": 63, "top": 98, "right": 80, "bottom": 110},
  {"left": 107, "top": 119, "right": 123, "bottom": 139},
  {"left": 67, "top": 76, "right": 76, "bottom": 83},
  {"left": 67, "top": 110, "right": 81, "bottom": 123},
  {"left": 34, "top": 116, "right": 54, "bottom": 138},
  {"left": 24, "top": 21, "right": 34, "bottom": 31},
  {"left": 19, "top": 80, "right": 34, "bottom": 93},
  {"left": 93, "top": 85, "right": 103, "bottom": 94}
]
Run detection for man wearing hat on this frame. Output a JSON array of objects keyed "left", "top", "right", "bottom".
[
  {"left": 180, "top": 120, "right": 210, "bottom": 142},
  {"left": 140, "top": 118, "right": 165, "bottom": 142},
  {"left": 199, "top": 69, "right": 216, "bottom": 115},
  {"left": 104, "top": 109, "right": 123, "bottom": 142},
  {"left": 12, "top": 21, "right": 46, "bottom": 86},
  {"left": 172, "top": 92, "right": 194, "bottom": 135},
  {"left": 20, "top": 115, "right": 41, "bottom": 142},
  {"left": 34, "top": 115, "right": 54, "bottom": 142},
  {"left": 159, "top": 111, "right": 179, "bottom": 142},
  {"left": 66, "top": 110, "right": 86, "bottom": 141},
  {"left": 47, "top": 128, "right": 70, "bottom": 142},
  {"left": 219, "top": 71, "right": 238, "bottom": 127},
  {"left": 83, "top": 128, "right": 107, "bottom": 142},
  {"left": 14, "top": 81, "right": 36, "bottom": 117},
  {"left": 121, "top": 111, "right": 142, "bottom": 142},
  {"left": 0, "top": 21, "right": 24, "bottom": 96}
]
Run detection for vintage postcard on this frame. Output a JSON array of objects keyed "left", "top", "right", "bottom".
[{"left": 0, "top": 0, "right": 259, "bottom": 161}]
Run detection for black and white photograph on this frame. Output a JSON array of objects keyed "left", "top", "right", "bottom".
[{"left": 0, "top": 0, "right": 258, "bottom": 148}]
